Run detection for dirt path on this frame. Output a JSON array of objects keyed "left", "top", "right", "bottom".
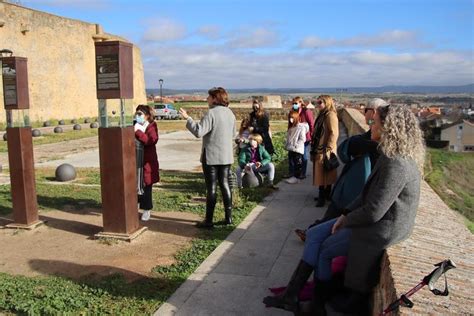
[{"left": 0, "top": 210, "right": 201, "bottom": 281}]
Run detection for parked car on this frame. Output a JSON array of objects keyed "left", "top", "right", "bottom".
[{"left": 154, "top": 104, "right": 178, "bottom": 120}]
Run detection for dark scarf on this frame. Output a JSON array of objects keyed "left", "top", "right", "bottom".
[{"left": 311, "top": 109, "right": 329, "bottom": 153}]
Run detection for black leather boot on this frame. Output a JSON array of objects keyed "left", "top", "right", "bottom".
[
  {"left": 224, "top": 208, "right": 233, "bottom": 225},
  {"left": 263, "top": 260, "right": 313, "bottom": 312},
  {"left": 196, "top": 206, "right": 214, "bottom": 228},
  {"left": 330, "top": 289, "right": 368, "bottom": 314},
  {"left": 315, "top": 186, "right": 325, "bottom": 207}
]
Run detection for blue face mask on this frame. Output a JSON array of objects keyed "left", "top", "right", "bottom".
[
  {"left": 135, "top": 115, "right": 145, "bottom": 124},
  {"left": 292, "top": 103, "right": 300, "bottom": 111}
]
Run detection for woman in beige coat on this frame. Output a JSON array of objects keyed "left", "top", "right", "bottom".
[{"left": 311, "top": 95, "right": 339, "bottom": 207}]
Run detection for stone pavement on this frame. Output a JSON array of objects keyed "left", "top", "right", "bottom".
[
  {"left": 36, "top": 130, "right": 203, "bottom": 172},
  {"left": 155, "top": 174, "right": 325, "bottom": 316}
]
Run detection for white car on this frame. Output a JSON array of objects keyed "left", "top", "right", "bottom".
[{"left": 154, "top": 104, "right": 179, "bottom": 120}]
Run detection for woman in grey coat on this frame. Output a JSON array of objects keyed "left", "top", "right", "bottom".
[
  {"left": 264, "top": 105, "right": 425, "bottom": 315},
  {"left": 179, "top": 87, "right": 236, "bottom": 228}
]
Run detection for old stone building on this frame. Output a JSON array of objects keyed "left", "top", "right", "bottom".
[{"left": 0, "top": 1, "right": 146, "bottom": 123}]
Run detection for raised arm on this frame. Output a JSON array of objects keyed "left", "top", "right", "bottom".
[{"left": 186, "top": 111, "right": 213, "bottom": 138}]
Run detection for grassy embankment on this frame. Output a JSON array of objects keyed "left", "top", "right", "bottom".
[
  {"left": 424, "top": 148, "right": 474, "bottom": 233},
  {"left": 0, "top": 133, "right": 288, "bottom": 315}
]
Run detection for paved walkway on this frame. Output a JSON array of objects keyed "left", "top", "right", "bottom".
[
  {"left": 156, "top": 124, "right": 348, "bottom": 315},
  {"left": 156, "top": 174, "right": 324, "bottom": 316},
  {"left": 36, "top": 131, "right": 203, "bottom": 172}
]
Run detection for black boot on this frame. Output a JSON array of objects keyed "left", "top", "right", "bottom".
[
  {"left": 311, "top": 278, "right": 343, "bottom": 316},
  {"left": 224, "top": 208, "right": 233, "bottom": 225},
  {"left": 196, "top": 206, "right": 214, "bottom": 228},
  {"left": 263, "top": 260, "right": 313, "bottom": 312},
  {"left": 325, "top": 185, "right": 332, "bottom": 201},
  {"left": 315, "top": 186, "right": 325, "bottom": 207}
]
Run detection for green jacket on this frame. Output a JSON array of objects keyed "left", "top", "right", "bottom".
[{"left": 238, "top": 144, "right": 272, "bottom": 168}]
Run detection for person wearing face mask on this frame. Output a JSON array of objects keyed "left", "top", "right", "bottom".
[
  {"left": 249, "top": 100, "right": 274, "bottom": 155},
  {"left": 236, "top": 134, "right": 277, "bottom": 189},
  {"left": 294, "top": 98, "right": 386, "bottom": 241},
  {"left": 285, "top": 111, "right": 309, "bottom": 184},
  {"left": 287, "top": 97, "right": 314, "bottom": 179},
  {"left": 134, "top": 105, "right": 160, "bottom": 221},
  {"left": 179, "top": 87, "right": 236, "bottom": 228},
  {"left": 310, "top": 95, "right": 339, "bottom": 208}
]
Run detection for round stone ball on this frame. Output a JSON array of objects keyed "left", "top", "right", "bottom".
[
  {"left": 71, "top": 119, "right": 78, "bottom": 124},
  {"left": 32, "top": 129, "right": 42, "bottom": 137},
  {"left": 43, "top": 121, "right": 51, "bottom": 127},
  {"left": 3, "top": 133, "right": 7, "bottom": 141},
  {"left": 73, "top": 124, "right": 82, "bottom": 131},
  {"left": 242, "top": 172, "right": 260, "bottom": 188},
  {"left": 54, "top": 126, "right": 63, "bottom": 133},
  {"left": 58, "top": 120, "right": 65, "bottom": 125},
  {"left": 84, "top": 118, "right": 91, "bottom": 123},
  {"left": 90, "top": 122, "right": 99, "bottom": 129},
  {"left": 55, "top": 163, "right": 76, "bottom": 182}
]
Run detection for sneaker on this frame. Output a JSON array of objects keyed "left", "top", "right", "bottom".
[
  {"left": 141, "top": 210, "right": 151, "bottom": 221},
  {"left": 285, "top": 176, "right": 299, "bottom": 184}
]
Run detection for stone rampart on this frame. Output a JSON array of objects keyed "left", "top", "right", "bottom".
[
  {"left": 340, "top": 108, "right": 473, "bottom": 315},
  {"left": 0, "top": 2, "right": 146, "bottom": 123}
]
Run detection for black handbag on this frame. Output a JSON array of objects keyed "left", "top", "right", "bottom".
[{"left": 323, "top": 152, "right": 340, "bottom": 171}]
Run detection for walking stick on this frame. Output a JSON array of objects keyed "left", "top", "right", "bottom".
[{"left": 380, "top": 259, "right": 456, "bottom": 315}]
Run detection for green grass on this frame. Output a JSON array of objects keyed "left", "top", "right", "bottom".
[
  {"left": 424, "top": 148, "right": 474, "bottom": 233},
  {"left": 0, "top": 133, "right": 288, "bottom": 315}
]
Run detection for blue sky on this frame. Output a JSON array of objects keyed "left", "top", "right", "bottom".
[{"left": 25, "top": 0, "right": 474, "bottom": 89}]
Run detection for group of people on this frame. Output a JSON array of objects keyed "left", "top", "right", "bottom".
[{"left": 133, "top": 88, "right": 426, "bottom": 315}]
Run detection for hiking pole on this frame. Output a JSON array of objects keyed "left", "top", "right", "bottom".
[{"left": 380, "top": 259, "right": 456, "bottom": 316}]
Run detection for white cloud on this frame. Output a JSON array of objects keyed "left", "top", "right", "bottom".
[
  {"left": 196, "top": 25, "right": 221, "bottom": 40},
  {"left": 227, "top": 27, "right": 280, "bottom": 48},
  {"left": 141, "top": 41, "right": 473, "bottom": 89},
  {"left": 299, "top": 30, "right": 430, "bottom": 49},
  {"left": 142, "top": 19, "right": 186, "bottom": 42}
]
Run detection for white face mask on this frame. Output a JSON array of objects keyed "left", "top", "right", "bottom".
[
  {"left": 253, "top": 104, "right": 259, "bottom": 110},
  {"left": 250, "top": 140, "right": 258, "bottom": 148},
  {"left": 289, "top": 118, "right": 294, "bottom": 124}
]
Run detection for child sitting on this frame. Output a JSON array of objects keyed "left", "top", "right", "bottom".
[
  {"left": 285, "top": 111, "right": 309, "bottom": 184},
  {"left": 235, "top": 117, "right": 251, "bottom": 155},
  {"left": 236, "top": 134, "right": 277, "bottom": 189}
]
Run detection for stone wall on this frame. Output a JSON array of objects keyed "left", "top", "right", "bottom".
[
  {"left": 185, "top": 106, "right": 306, "bottom": 122},
  {"left": 341, "top": 108, "right": 473, "bottom": 315},
  {"left": 0, "top": 2, "right": 146, "bottom": 123}
]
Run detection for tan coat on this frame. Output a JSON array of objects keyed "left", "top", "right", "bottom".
[{"left": 312, "top": 110, "right": 339, "bottom": 186}]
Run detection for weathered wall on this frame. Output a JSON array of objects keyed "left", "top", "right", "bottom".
[
  {"left": 0, "top": 2, "right": 146, "bottom": 123},
  {"left": 341, "top": 108, "right": 474, "bottom": 315}
]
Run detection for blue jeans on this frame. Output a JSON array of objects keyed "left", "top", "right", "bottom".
[
  {"left": 302, "top": 141, "right": 310, "bottom": 177},
  {"left": 302, "top": 218, "right": 352, "bottom": 281}
]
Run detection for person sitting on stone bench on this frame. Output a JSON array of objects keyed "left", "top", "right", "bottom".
[
  {"left": 263, "top": 105, "right": 425, "bottom": 315},
  {"left": 236, "top": 134, "right": 277, "bottom": 189}
]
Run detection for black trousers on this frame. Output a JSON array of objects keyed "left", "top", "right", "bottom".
[
  {"left": 139, "top": 185, "right": 153, "bottom": 210},
  {"left": 202, "top": 163, "right": 232, "bottom": 223},
  {"left": 288, "top": 151, "right": 304, "bottom": 178}
]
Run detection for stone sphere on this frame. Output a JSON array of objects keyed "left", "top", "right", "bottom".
[
  {"left": 73, "top": 124, "right": 82, "bottom": 131},
  {"left": 55, "top": 163, "right": 76, "bottom": 182},
  {"left": 43, "top": 121, "right": 51, "bottom": 127},
  {"left": 32, "top": 129, "right": 42, "bottom": 137},
  {"left": 90, "top": 122, "right": 99, "bottom": 129},
  {"left": 54, "top": 126, "right": 63, "bottom": 133},
  {"left": 242, "top": 172, "right": 260, "bottom": 188},
  {"left": 58, "top": 120, "right": 65, "bottom": 125},
  {"left": 71, "top": 119, "right": 78, "bottom": 124},
  {"left": 3, "top": 133, "right": 7, "bottom": 141},
  {"left": 84, "top": 118, "right": 91, "bottom": 123}
]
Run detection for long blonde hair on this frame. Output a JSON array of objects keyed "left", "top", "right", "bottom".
[
  {"left": 318, "top": 95, "right": 336, "bottom": 112},
  {"left": 378, "top": 105, "right": 425, "bottom": 174}
]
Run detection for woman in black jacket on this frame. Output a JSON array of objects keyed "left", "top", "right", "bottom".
[{"left": 249, "top": 100, "right": 274, "bottom": 155}]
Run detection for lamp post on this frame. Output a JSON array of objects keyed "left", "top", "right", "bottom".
[{"left": 159, "top": 78, "right": 164, "bottom": 103}]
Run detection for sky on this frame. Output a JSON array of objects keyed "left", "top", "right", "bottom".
[{"left": 23, "top": 0, "right": 474, "bottom": 89}]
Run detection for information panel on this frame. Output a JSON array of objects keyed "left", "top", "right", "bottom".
[
  {"left": 2, "top": 60, "right": 17, "bottom": 106},
  {"left": 96, "top": 54, "right": 120, "bottom": 91}
]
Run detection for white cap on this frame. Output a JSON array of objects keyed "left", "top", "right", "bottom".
[{"left": 366, "top": 98, "right": 389, "bottom": 109}]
